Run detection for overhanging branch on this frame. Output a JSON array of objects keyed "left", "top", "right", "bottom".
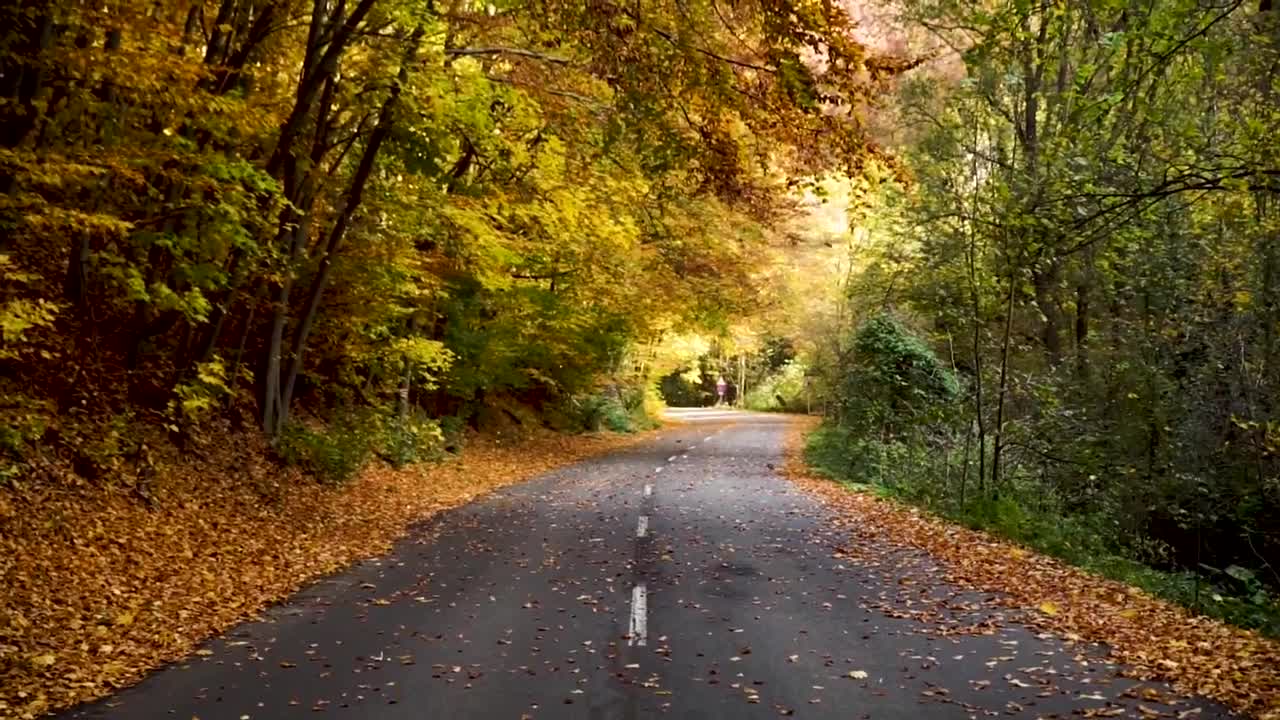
[{"left": 445, "top": 46, "right": 572, "bottom": 64}]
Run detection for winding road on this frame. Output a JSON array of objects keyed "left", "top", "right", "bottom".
[{"left": 66, "top": 409, "right": 1235, "bottom": 719}]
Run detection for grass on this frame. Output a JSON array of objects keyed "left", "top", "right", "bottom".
[{"left": 803, "top": 424, "right": 1280, "bottom": 637}]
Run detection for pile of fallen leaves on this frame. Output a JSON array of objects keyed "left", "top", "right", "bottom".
[
  {"left": 0, "top": 427, "right": 652, "bottom": 719},
  {"left": 782, "top": 420, "right": 1280, "bottom": 719}
]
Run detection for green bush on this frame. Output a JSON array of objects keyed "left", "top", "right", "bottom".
[
  {"left": 278, "top": 412, "right": 380, "bottom": 484},
  {"left": 659, "top": 367, "right": 712, "bottom": 407},
  {"left": 835, "top": 313, "right": 960, "bottom": 434},
  {"left": 382, "top": 411, "right": 445, "bottom": 468},
  {"left": 280, "top": 407, "right": 450, "bottom": 480},
  {"left": 803, "top": 423, "right": 1280, "bottom": 636},
  {"left": 439, "top": 414, "right": 467, "bottom": 453},
  {"left": 570, "top": 386, "right": 657, "bottom": 434},
  {"left": 576, "top": 395, "right": 633, "bottom": 432},
  {"left": 745, "top": 360, "right": 809, "bottom": 412}
]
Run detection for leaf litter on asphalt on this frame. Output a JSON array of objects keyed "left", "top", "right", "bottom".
[
  {"left": 783, "top": 419, "right": 1280, "bottom": 719},
  {"left": 1, "top": 428, "right": 655, "bottom": 719}
]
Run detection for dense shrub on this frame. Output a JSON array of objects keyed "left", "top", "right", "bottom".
[
  {"left": 277, "top": 408, "right": 445, "bottom": 483},
  {"left": 382, "top": 411, "right": 446, "bottom": 468},
  {"left": 279, "top": 419, "right": 374, "bottom": 484},
  {"left": 569, "top": 385, "right": 658, "bottom": 434},
  {"left": 805, "top": 416, "right": 1280, "bottom": 636},
  {"left": 833, "top": 313, "right": 960, "bottom": 434},
  {"left": 744, "top": 360, "right": 809, "bottom": 412},
  {"left": 659, "top": 367, "right": 715, "bottom": 407}
]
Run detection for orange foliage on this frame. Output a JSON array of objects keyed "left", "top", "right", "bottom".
[{"left": 0, "top": 428, "right": 653, "bottom": 719}]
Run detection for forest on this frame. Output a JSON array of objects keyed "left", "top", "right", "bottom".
[
  {"left": 0, "top": 0, "right": 905, "bottom": 712},
  {"left": 796, "top": 0, "right": 1280, "bottom": 637},
  {"left": 0, "top": 0, "right": 902, "bottom": 468},
  {"left": 4, "top": 0, "right": 1280, "bottom": 715}
]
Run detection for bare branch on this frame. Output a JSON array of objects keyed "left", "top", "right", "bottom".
[{"left": 445, "top": 46, "right": 572, "bottom": 64}]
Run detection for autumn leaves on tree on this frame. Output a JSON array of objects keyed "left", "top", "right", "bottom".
[{"left": 0, "top": 0, "right": 900, "bottom": 448}]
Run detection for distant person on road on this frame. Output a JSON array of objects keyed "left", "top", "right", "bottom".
[{"left": 715, "top": 376, "right": 727, "bottom": 406}]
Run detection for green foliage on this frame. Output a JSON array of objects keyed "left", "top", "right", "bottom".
[
  {"left": 0, "top": 254, "right": 59, "bottom": 362},
  {"left": 569, "top": 386, "right": 657, "bottom": 434},
  {"left": 279, "top": 406, "right": 448, "bottom": 481},
  {"left": 57, "top": 411, "right": 151, "bottom": 482},
  {"left": 799, "top": 0, "right": 1280, "bottom": 634},
  {"left": 659, "top": 366, "right": 714, "bottom": 407},
  {"left": 438, "top": 415, "right": 467, "bottom": 453},
  {"left": 804, "top": 426, "right": 1280, "bottom": 636},
  {"left": 744, "top": 360, "right": 808, "bottom": 412},
  {"left": 278, "top": 413, "right": 381, "bottom": 485},
  {"left": 576, "top": 395, "right": 633, "bottom": 433},
  {"left": 169, "top": 358, "right": 230, "bottom": 425},
  {"left": 0, "top": 391, "right": 49, "bottom": 487},
  {"left": 382, "top": 411, "right": 446, "bottom": 468},
  {"left": 834, "top": 314, "right": 960, "bottom": 435}
]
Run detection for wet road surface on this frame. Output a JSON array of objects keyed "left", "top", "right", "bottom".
[{"left": 64, "top": 409, "right": 1235, "bottom": 719}]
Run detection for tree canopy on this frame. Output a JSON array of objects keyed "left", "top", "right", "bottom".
[
  {"left": 795, "top": 0, "right": 1280, "bottom": 636},
  {"left": 0, "top": 0, "right": 905, "bottom": 450}
]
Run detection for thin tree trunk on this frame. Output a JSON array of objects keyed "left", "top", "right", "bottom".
[
  {"left": 265, "top": 0, "right": 379, "bottom": 179},
  {"left": 991, "top": 268, "right": 1017, "bottom": 491},
  {"left": 64, "top": 231, "right": 91, "bottom": 304},
  {"left": 398, "top": 339, "right": 414, "bottom": 421},
  {"left": 225, "top": 286, "right": 264, "bottom": 411},
  {"left": 1033, "top": 258, "right": 1063, "bottom": 366},
  {"left": 275, "top": 27, "right": 424, "bottom": 433},
  {"left": 966, "top": 215, "right": 987, "bottom": 494},
  {"left": 260, "top": 221, "right": 311, "bottom": 433},
  {"left": 737, "top": 353, "right": 746, "bottom": 408},
  {"left": 1075, "top": 277, "right": 1091, "bottom": 379}
]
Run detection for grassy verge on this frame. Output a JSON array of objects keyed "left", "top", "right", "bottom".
[{"left": 803, "top": 424, "right": 1280, "bottom": 638}]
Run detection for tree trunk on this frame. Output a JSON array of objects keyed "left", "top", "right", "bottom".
[
  {"left": 1033, "top": 258, "right": 1063, "bottom": 366},
  {"left": 398, "top": 342, "right": 416, "bottom": 427},
  {"left": 224, "top": 286, "right": 264, "bottom": 412},
  {"left": 1070, "top": 278, "right": 1090, "bottom": 379},
  {"left": 265, "top": 0, "right": 380, "bottom": 179},
  {"left": 64, "top": 231, "right": 91, "bottom": 305},
  {"left": 260, "top": 221, "right": 311, "bottom": 433},
  {"left": 0, "top": 1, "right": 54, "bottom": 148},
  {"left": 966, "top": 216, "right": 987, "bottom": 493},
  {"left": 273, "top": 26, "right": 424, "bottom": 434},
  {"left": 991, "top": 268, "right": 1017, "bottom": 491}
]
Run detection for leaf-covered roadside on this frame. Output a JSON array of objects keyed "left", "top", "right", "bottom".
[
  {"left": 783, "top": 421, "right": 1280, "bottom": 720},
  {"left": 0, "top": 428, "right": 653, "bottom": 719}
]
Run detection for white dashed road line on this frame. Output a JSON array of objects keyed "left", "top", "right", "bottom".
[
  {"left": 629, "top": 585, "right": 647, "bottom": 647},
  {"left": 636, "top": 515, "right": 649, "bottom": 538},
  {"left": 643, "top": 484, "right": 652, "bottom": 498}
]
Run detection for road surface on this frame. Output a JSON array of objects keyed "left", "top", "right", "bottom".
[{"left": 65, "top": 409, "right": 1233, "bottom": 719}]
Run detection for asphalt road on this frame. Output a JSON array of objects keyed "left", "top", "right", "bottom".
[{"left": 65, "top": 409, "right": 1235, "bottom": 719}]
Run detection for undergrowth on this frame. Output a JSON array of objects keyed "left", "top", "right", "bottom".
[
  {"left": 568, "top": 386, "right": 659, "bottom": 434},
  {"left": 804, "top": 424, "right": 1280, "bottom": 638},
  {"left": 278, "top": 408, "right": 446, "bottom": 483}
]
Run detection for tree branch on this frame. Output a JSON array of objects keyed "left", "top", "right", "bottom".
[{"left": 445, "top": 47, "right": 572, "bottom": 64}]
